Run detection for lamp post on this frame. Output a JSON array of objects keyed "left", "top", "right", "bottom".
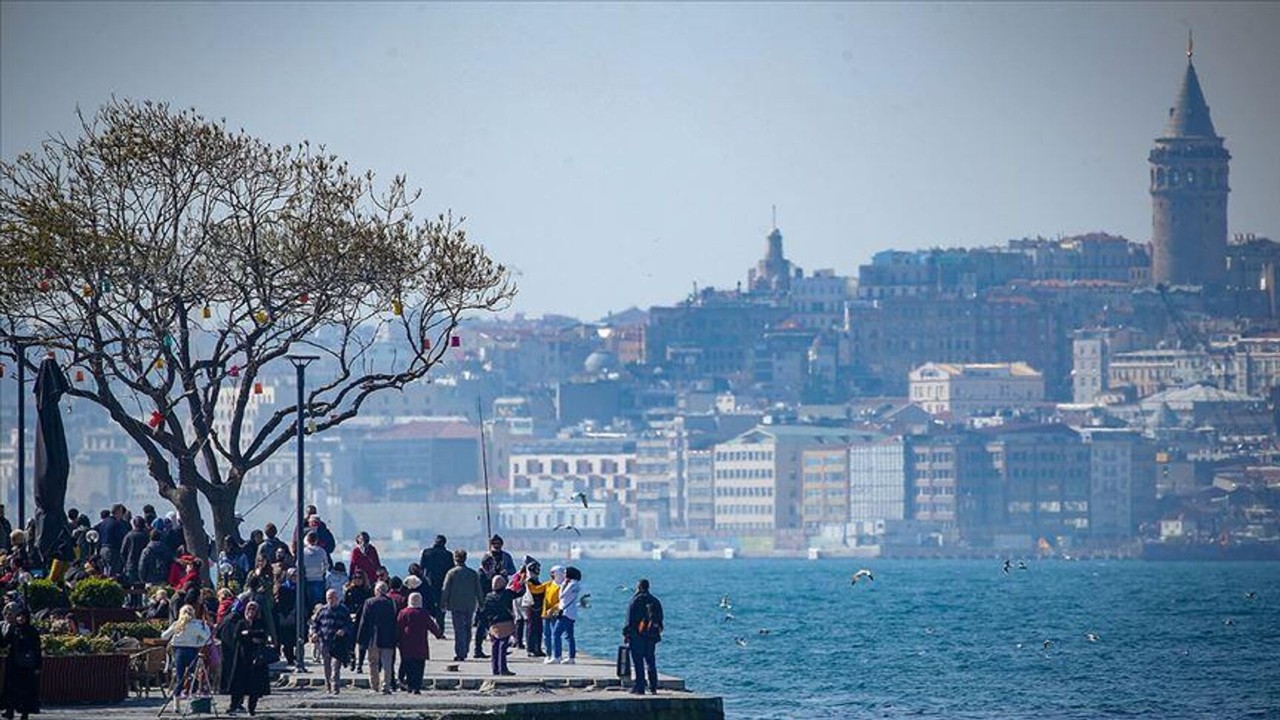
[
  {"left": 287, "top": 354, "right": 318, "bottom": 673},
  {"left": 14, "top": 341, "right": 25, "bottom": 528}
]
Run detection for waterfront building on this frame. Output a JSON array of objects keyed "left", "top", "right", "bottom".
[
  {"left": 847, "top": 434, "right": 908, "bottom": 543},
  {"left": 801, "top": 446, "right": 850, "bottom": 531},
  {"left": 984, "top": 424, "right": 1092, "bottom": 542},
  {"left": 1075, "top": 428, "right": 1157, "bottom": 541}
]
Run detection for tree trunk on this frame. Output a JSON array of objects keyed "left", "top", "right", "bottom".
[
  {"left": 164, "top": 485, "right": 211, "bottom": 562},
  {"left": 208, "top": 485, "right": 243, "bottom": 550}
]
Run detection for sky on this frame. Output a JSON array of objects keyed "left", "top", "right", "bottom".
[{"left": 3, "top": 2, "right": 1279, "bottom": 321}]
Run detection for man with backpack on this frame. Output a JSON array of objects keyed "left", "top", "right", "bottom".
[{"left": 623, "top": 578, "right": 664, "bottom": 695}]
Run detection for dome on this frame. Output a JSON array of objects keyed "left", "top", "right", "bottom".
[{"left": 583, "top": 350, "right": 617, "bottom": 374}]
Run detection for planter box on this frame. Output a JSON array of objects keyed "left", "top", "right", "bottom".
[
  {"left": 70, "top": 607, "right": 142, "bottom": 633},
  {"left": 0, "top": 653, "right": 130, "bottom": 704}
]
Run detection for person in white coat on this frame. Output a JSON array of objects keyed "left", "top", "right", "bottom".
[{"left": 551, "top": 566, "right": 582, "bottom": 664}]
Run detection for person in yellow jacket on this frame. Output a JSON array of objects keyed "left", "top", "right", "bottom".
[{"left": 536, "top": 566, "right": 565, "bottom": 663}]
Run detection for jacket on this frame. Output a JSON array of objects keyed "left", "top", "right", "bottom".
[
  {"left": 419, "top": 544, "right": 453, "bottom": 598},
  {"left": 311, "top": 602, "right": 355, "bottom": 648},
  {"left": 301, "top": 544, "right": 330, "bottom": 582},
  {"left": 161, "top": 618, "right": 212, "bottom": 648},
  {"left": 541, "top": 580, "right": 561, "bottom": 619},
  {"left": 349, "top": 544, "right": 381, "bottom": 583},
  {"left": 120, "top": 529, "right": 149, "bottom": 580},
  {"left": 396, "top": 606, "right": 442, "bottom": 660},
  {"left": 356, "top": 594, "right": 398, "bottom": 649},
  {"left": 439, "top": 564, "right": 484, "bottom": 613},
  {"left": 138, "top": 540, "right": 173, "bottom": 585},
  {"left": 624, "top": 590, "right": 664, "bottom": 643},
  {"left": 479, "top": 589, "right": 517, "bottom": 626},
  {"left": 557, "top": 579, "right": 581, "bottom": 621}
]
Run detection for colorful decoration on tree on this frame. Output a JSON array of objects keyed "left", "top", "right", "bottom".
[
  {"left": 450, "top": 335, "right": 461, "bottom": 348},
  {"left": 202, "top": 304, "right": 212, "bottom": 319},
  {"left": 253, "top": 382, "right": 264, "bottom": 395},
  {"left": 74, "top": 370, "right": 85, "bottom": 382},
  {"left": 153, "top": 357, "right": 165, "bottom": 370},
  {"left": 162, "top": 334, "right": 175, "bottom": 350},
  {"left": 392, "top": 299, "right": 403, "bottom": 316},
  {"left": 81, "top": 284, "right": 93, "bottom": 297},
  {"left": 37, "top": 279, "right": 51, "bottom": 292},
  {"left": 147, "top": 410, "right": 164, "bottom": 429},
  {"left": 254, "top": 309, "right": 269, "bottom": 325},
  {"left": 299, "top": 292, "right": 310, "bottom": 303},
  {"left": 228, "top": 364, "right": 241, "bottom": 378},
  {"left": 422, "top": 338, "right": 431, "bottom": 351}
]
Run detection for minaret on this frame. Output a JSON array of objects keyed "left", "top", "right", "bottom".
[{"left": 1149, "top": 32, "right": 1230, "bottom": 286}]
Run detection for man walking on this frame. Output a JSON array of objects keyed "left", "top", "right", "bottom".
[
  {"left": 439, "top": 549, "right": 483, "bottom": 662},
  {"left": 419, "top": 535, "right": 452, "bottom": 630},
  {"left": 356, "top": 581, "right": 398, "bottom": 694},
  {"left": 311, "top": 588, "right": 355, "bottom": 695},
  {"left": 623, "top": 578, "right": 664, "bottom": 695}
]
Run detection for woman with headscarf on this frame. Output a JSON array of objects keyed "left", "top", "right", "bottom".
[
  {"left": 395, "top": 592, "right": 443, "bottom": 694},
  {"left": 349, "top": 531, "right": 381, "bottom": 585},
  {"left": 0, "top": 604, "right": 40, "bottom": 720},
  {"left": 226, "top": 600, "right": 273, "bottom": 716},
  {"left": 161, "top": 604, "right": 213, "bottom": 695},
  {"left": 275, "top": 568, "right": 299, "bottom": 666},
  {"left": 552, "top": 566, "right": 582, "bottom": 665}
]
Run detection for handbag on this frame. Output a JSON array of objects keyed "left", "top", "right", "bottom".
[{"left": 615, "top": 644, "right": 631, "bottom": 678}]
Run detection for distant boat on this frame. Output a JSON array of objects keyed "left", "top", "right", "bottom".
[
  {"left": 651, "top": 548, "right": 666, "bottom": 561},
  {"left": 723, "top": 548, "right": 737, "bottom": 560},
  {"left": 807, "top": 548, "right": 822, "bottom": 561}
]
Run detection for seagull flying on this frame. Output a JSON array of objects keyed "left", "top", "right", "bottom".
[
  {"left": 1018, "top": 560, "right": 1028, "bottom": 571},
  {"left": 616, "top": 584, "right": 631, "bottom": 593},
  {"left": 1002, "top": 560, "right": 1012, "bottom": 575},
  {"left": 757, "top": 628, "right": 771, "bottom": 636},
  {"left": 1085, "top": 633, "right": 1100, "bottom": 643},
  {"left": 851, "top": 569, "right": 874, "bottom": 585},
  {"left": 552, "top": 524, "right": 581, "bottom": 536},
  {"left": 722, "top": 613, "right": 736, "bottom": 622},
  {"left": 571, "top": 491, "right": 589, "bottom": 508},
  {"left": 1042, "top": 639, "right": 1053, "bottom": 650},
  {"left": 718, "top": 594, "right": 733, "bottom": 610},
  {"left": 1244, "top": 591, "right": 1258, "bottom": 601},
  {"left": 578, "top": 593, "right": 592, "bottom": 609},
  {"left": 734, "top": 637, "right": 748, "bottom": 648},
  {"left": 1223, "top": 618, "right": 1236, "bottom": 626}
]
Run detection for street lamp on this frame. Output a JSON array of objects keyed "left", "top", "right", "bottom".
[
  {"left": 13, "top": 341, "right": 26, "bottom": 528},
  {"left": 287, "top": 354, "right": 318, "bottom": 673}
]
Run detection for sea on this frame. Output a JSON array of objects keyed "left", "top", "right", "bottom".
[{"left": 525, "top": 558, "right": 1278, "bottom": 720}]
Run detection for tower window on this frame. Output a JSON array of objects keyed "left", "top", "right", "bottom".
[
  {"left": 1171, "top": 170, "right": 1180, "bottom": 186},
  {"left": 1157, "top": 168, "right": 1166, "bottom": 187}
]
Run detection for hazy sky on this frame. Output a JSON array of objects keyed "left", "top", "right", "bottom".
[{"left": 3, "top": 2, "right": 1278, "bottom": 320}]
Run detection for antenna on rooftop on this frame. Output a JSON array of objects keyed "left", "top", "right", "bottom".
[
  {"left": 771, "top": 204, "right": 777, "bottom": 230},
  {"left": 1187, "top": 28, "right": 1193, "bottom": 61}
]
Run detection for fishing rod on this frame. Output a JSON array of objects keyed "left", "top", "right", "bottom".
[
  {"left": 240, "top": 479, "right": 291, "bottom": 520},
  {"left": 477, "top": 396, "right": 493, "bottom": 540}
]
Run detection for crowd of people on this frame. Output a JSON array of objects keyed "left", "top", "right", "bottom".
[{"left": 0, "top": 499, "right": 668, "bottom": 712}]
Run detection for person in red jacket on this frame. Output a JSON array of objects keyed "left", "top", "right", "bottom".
[
  {"left": 395, "top": 592, "right": 443, "bottom": 694},
  {"left": 349, "top": 532, "right": 381, "bottom": 585}
]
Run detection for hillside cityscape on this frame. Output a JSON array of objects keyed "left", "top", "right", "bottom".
[{"left": 3, "top": 45, "right": 1278, "bottom": 562}]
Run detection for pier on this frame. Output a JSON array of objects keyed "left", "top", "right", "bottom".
[{"left": 40, "top": 634, "right": 723, "bottom": 720}]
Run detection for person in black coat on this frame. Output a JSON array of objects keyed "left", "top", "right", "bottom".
[
  {"left": 120, "top": 516, "right": 150, "bottom": 584},
  {"left": 226, "top": 601, "right": 273, "bottom": 715},
  {"left": 418, "top": 535, "right": 452, "bottom": 629},
  {"left": 355, "top": 582, "right": 398, "bottom": 694},
  {"left": 138, "top": 531, "right": 174, "bottom": 585},
  {"left": 0, "top": 605, "right": 41, "bottom": 719},
  {"left": 623, "top": 578, "right": 665, "bottom": 695}
]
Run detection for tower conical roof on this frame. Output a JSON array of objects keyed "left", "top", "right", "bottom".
[{"left": 1163, "top": 61, "right": 1217, "bottom": 138}]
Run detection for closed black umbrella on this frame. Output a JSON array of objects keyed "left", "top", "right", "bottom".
[{"left": 32, "top": 356, "right": 73, "bottom": 565}]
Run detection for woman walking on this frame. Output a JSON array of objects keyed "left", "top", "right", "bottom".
[
  {"left": 396, "top": 592, "right": 443, "bottom": 693},
  {"left": 0, "top": 605, "right": 41, "bottom": 720},
  {"left": 480, "top": 576, "right": 518, "bottom": 676},
  {"left": 227, "top": 601, "right": 273, "bottom": 716}
]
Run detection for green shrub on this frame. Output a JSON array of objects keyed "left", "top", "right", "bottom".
[
  {"left": 69, "top": 578, "right": 126, "bottom": 608},
  {"left": 96, "top": 621, "right": 163, "bottom": 640},
  {"left": 23, "top": 579, "right": 69, "bottom": 612},
  {"left": 40, "top": 634, "right": 116, "bottom": 656}
]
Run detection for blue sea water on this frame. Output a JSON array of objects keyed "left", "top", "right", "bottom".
[{"left": 557, "top": 559, "right": 1280, "bottom": 720}]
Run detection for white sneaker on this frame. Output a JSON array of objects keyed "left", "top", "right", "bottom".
[
  {"left": 543, "top": 657, "right": 557, "bottom": 664},
  {"left": 560, "top": 658, "right": 575, "bottom": 665}
]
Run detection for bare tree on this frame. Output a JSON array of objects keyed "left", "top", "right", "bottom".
[{"left": 0, "top": 100, "right": 514, "bottom": 554}]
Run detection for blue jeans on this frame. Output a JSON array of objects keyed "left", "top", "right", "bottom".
[
  {"left": 552, "top": 617, "right": 575, "bottom": 660},
  {"left": 543, "top": 617, "right": 557, "bottom": 656},
  {"left": 173, "top": 646, "right": 199, "bottom": 692},
  {"left": 306, "top": 580, "right": 326, "bottom": 611}
]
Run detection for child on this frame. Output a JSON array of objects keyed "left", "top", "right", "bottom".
[{"left": 325, "top": 561, "right": 349, "bottom": 597}]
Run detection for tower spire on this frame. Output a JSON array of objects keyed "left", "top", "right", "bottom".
[
  {"left": 771, "top": 204, "right": 777, "bottom": 231},
  {"left": 1187, "top": 28, "right": 1193, "bottom": 62}
]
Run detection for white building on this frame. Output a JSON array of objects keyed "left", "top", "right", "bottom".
[
  {"left": 848, "top": 435, "right": 907, "bottom": 542},
  {"left": 508, "top": 437, "right": 637, "bottom": 531},
  {"left": 909, "top": 362, "right": 1045, "bottom": 418},
  {"left": 713, "top": 425, "right": 854, "bottom": 534}
]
